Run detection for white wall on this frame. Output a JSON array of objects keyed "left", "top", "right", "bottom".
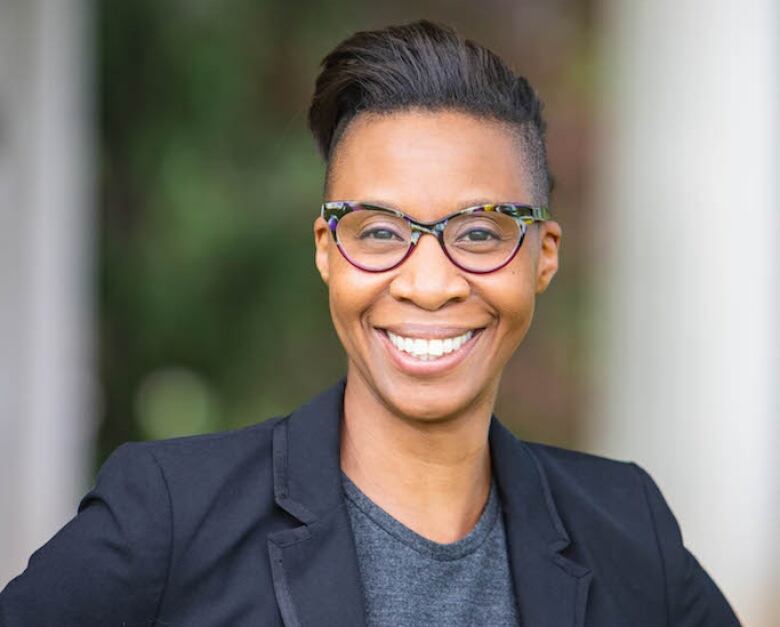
[
  {"left": 0, "top": 0, "right": 95, "bottom": 588},
  {"left": 589, "top": 1, "right": 779, "bottom": 625}
]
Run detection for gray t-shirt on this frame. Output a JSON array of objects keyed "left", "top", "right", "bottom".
[{"left": 342, "top": 472, "right": 520, "bottom": 627}]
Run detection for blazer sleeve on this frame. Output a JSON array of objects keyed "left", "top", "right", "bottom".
[
  {"left": 632, "top": 463, "right": 741, "bottom": 627},
  {"left": 0, "top": 442, "right": 171, "bottom": 626}
]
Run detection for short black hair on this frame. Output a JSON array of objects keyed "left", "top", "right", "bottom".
[{"left": 307, "top": 19, "right": 551, "bottom": 205}]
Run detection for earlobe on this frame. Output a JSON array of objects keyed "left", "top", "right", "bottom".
[
  {"left": 314, "top": 216, "right": 331, "bottom": 284},
  {"left": 535, "top": 221, "right": 561, "bottom": 294}
]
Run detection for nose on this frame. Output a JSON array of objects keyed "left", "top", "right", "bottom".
[{"left": 388, "top": 233, "right": 470, "bottom": 310}]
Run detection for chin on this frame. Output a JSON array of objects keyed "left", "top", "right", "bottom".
[{"left": 379, "top": 375, "right": 486, "bottom": 425}]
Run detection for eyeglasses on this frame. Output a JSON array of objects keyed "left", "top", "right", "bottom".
[{"left": 321, "top": 201, "right": 551, "bottom": 274}]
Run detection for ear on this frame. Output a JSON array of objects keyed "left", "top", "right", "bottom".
[
  {"left": 314, "top": 216, "right": 332, "bottom": 284},
  {"left": 535, "top": 220, "right": 561, "bottom": 294}
]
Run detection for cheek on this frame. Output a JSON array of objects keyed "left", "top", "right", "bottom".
[
  {"left": 488, "top": 267, "right": 538, "bottom": 344},
  {"left": 326, "top": 261, "right": 386, "bottom": 347},
  {"left": 328, "top": 278, "right": 360, "bottom": 340}
]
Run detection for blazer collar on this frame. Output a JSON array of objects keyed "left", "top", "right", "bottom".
[
  {"left": 489, "top": 415, "right": 593, "bottom": 626},
  {"left": 268, "top": 378, "right": 591, "bottom": 627},
  {"left": 271, "top": 378, "right": 349, "bottom": 523}
]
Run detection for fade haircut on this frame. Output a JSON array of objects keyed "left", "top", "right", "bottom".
[{"left": 307, "top": 19, "right": 552, "bottom": 205}]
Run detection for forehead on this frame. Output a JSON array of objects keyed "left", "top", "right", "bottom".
[{"left": 326, "top": 110, "right": 531, "bottom": 220}]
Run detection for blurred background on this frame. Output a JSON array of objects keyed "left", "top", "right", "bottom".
[{"left": 0, "top": 0, "right": 777, "bottom": 623}]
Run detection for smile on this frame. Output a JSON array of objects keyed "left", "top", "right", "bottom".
[{"left": 385, "top": 329, "right": 475, "bottom": 361}]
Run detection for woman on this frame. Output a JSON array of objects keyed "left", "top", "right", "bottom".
[{"left": 0, "top": 19, "right": 739, "bottom": 627}]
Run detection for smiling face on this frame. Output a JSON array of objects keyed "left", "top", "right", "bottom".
[{"left": 314, "top": 109, "right": 561, "bottom": 424}]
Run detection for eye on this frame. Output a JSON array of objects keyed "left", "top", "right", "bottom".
[
  {"left": 359, "top": 227, "right": 405, "bottom": 241},
  {"left": 447, "top": 214, "right": 514, "bottom": 245},
  {"left": 457, "top": 228, "right": 500, "bottom": 242}
]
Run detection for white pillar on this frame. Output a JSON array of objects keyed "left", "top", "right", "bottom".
[
  {"left": 0, "top": 0, "right": 95, "bottom": 587},
  {"left": 589, "top": 1, "right": 778, "bottom": 625}
]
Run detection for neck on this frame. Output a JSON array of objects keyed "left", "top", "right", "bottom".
[{"left": 339, "top": 368, "right": 496, "bottom": 543}]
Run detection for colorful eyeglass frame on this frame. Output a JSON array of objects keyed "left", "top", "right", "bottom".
[{"left": 320, "top": 201, "right": 552, "bottom": 274}]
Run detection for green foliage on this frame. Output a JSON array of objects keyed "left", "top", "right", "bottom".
[{"left": 97, "top": 0, "right": 355, "bottom": 462}]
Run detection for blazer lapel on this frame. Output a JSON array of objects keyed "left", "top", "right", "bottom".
[
  {"left": 266, "top": 379, "right": 591, "bottom": 627},
  {"left": 267, "top": 380, "right": 367, "bottom": 627},
  {"left": 489, "top": 417, "right": 592, "bottom": 627}
]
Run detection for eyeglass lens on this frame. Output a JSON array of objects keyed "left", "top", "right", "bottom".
[{"left": 335, "top": 209, "right": 522, "bottom": 272}]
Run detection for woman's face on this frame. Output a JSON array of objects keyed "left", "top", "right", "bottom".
[{"left": 314, "top": 109, "right": 561, "bottom": 423}]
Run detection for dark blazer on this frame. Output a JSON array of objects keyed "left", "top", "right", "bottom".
[{"left": 0, "top": 379, "right": 740, "bottom": 626}]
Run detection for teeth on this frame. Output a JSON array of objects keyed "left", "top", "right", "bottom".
[{"left": 386, "top": 330, "right": 475, "bottom": 361}]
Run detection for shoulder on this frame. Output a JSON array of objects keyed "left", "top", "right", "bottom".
[
  {"left": 118, "top": 414, "right": 284, "bottom": 471},
  {"left": 95, "top": 416, "right": 285, "bottom": 535},
  {"left": 519, "top": 440, "right": 659, "bottom": 557},
  {"left": 520, "top": 440, "right": 677, "bottom": 535},
  {"left": 108, "top": 413, "right": 284, "bottom": 490},
  {"left": 0, "top": 417, "right": 288, "bottom": 624},
  {"left": 522, "top": 441, "right": 740, "bottom": 625},
  {"left": 521, "top": 439, "right": 644, "bottom": 504}
]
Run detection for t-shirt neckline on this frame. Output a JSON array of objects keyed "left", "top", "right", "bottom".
[{"left": 340, "top": 470, "right": 501, "bottom": 561}]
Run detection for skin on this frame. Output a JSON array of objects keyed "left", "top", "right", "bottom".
[{"left": 313, "top": 109, "right": 561, "bottom": 542}]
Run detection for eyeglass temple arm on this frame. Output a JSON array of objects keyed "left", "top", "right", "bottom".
[{"left": 528, "top": 206, "right": 551, "bottom": 221}]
